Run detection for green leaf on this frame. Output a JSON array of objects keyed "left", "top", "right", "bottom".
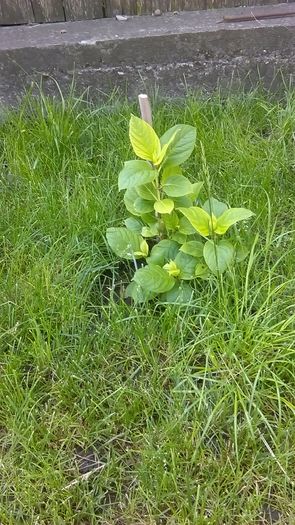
[
  {"left": 178, "top": 216, "right": 196, "bottom": 235},
  {"left": 134, "top": 239, "right": 149, "bottom": 258},
  {"left": 106, "top": 227, "right": 148, "bottom": 260},
  {"left": 155, "top": 130, "right": 179, "bottom": 166},
  {"left": 203, "top": 197, "right": 228, "bottom": 217},
  {"left": 173, "top": 195, "right": 193, "bottom": 208},
  {"left": 134, "top": 198, "right": 154, "bottom": 214},
  {"left": 180, "top": 241, "right": 204, "bottom": 258},
  {"left": 125, "top": 282, "right": 155, "bottom": 303},
  {"left": 118, "top": 160, "right": 156, "bottom": 190},
  {"left": 162, "top": 175, "right": 193, "bottom": 197},
  {"left": 147, "top": 240, "right": 179, "bottom": 266},
  {"left": 124, "top": 217, "right": 143, "bottom": 233},
  {"left": 215, "top": 208, "right": 255, "bottom": 235},
  {"left": 129, "top": 115, "right": 160, "bottom": 163},
  {"left": 141, "top": 212, "right": 156, "bottom": 224},
  {"left": 141, "top": 223, "right": 159, "bottom": 238},
  {"left": 163, "top": 211, "right": 179, "bottom": 231},
  {"left": 195, "top": 263, "right": 211, "bottom": 280},
  {"left": 179, "top": 207, "right": 215, "bottom": 237},
  {"left": 171, "top": 232, "right": 187, "bottom": 244},
  {"left": 160, "top": 125, "right": 196, "bottom": 166},
  {"left": 162, "top": 165, "right": 182, "bottom": 184},
  {"left": 133, "top": 264, "right": 175, "bottom": 293},
  {"left": 203, "top": 240, "right": 234, "bottom": 274},
  {"left": 124, "top": 187, "right": 141, "bottom": 216},
  {"left": 137, "top": 183, "right": 158, "bottom": 201},
  {"left": 160, "top": 282, "right": 193, "bottom": 304},
  {"left": 174, "top": 251, "right": 197, "bottom": 280},
  {"left": 154, "top": 199, "right": 174, "bottom": 214}
]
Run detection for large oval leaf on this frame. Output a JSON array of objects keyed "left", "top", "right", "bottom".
[
  {"left": 162, "top": 175, "right": 192, "bottom": 197},
  {"left": 118, "top": 160, "right": 156, "bottom": 190},
  {"left": 173, "top": 195, "right": 193, "bottom": 209},
  {"left": 178, "top": 216, "right": 196, "bottom": 235},
  {"left": 125, "top": 282, "right": 155, "bottom": 303},
  {"left": 162, "top": 165, "right": 182, "bottom": 184},
  {"left": 155, "top": 130, "right": 179, "bottom": 166},
  {"left": 133, "top": 264, "right": 175, "bottom": 293},
  {"left": 160, "top": 125, "right": 196, "bottom": 167},
  {"left": 160, "top": 282, "right": 193, "bottom": 304},
  {"left": 141, "top": 223, "right": 159, "bottom": 237},
  {"left": 129, "top": 115, "right": 161, "bottom": 163},
  {"left": 195, "top": 263, "right": 211, "bottom": 280},
  {"left": 124, "top": 217, "right": 143, "bottom": 233},
  {"left": 134, "top": 198, "right": 154, "bottom": 214},
  {"left": 137, "top": 183, "right": 158, "bottom": 201},
  {"left": 179, "top": 207, "right": 214, "bottom": 237},
  {"left": 171, "top": 232, "right": 187, "bottom": 244},
  {"left": 147, "top": 240, "right": 179, "bottom": 266},
  {"left": 203, "top": 240, "right": 234, "bottom": 274},
  {"left": 174, "top": 251, "right": 198, "bottom": 280},
  {"left": 106, "top": 227, "right": 148, "bottom": 260},
  {"left": 124, "top": 187, "right": 141, "bottom": 216},
  {"left": 180, "top": 241, "right": 204, "bottom": 257},
  {"left": 215, "top": 208, "right": 254, "bottom": 235},
  {"left": 163, "top": 211, "right": 179, "bottom": 231}
]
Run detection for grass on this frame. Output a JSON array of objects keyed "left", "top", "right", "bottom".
[{"left": 0, "top": 88, "right": 295, "bottom": 524}]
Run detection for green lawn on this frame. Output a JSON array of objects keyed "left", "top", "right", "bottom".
[{"left": 0, "top": 90, "right": 295, "bottom": 524}]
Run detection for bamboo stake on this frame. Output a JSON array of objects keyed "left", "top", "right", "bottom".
[{"left": 138, "top": 94, "right": 152, "bottom": 126}]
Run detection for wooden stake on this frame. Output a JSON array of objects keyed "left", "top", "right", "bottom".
[{"left": 138, "top": 94, "right": 152, "bottom": 126}]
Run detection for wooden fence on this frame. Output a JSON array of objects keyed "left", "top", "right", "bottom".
[{"left": 0, "top": 0, "right": 281, "bottom": 24}]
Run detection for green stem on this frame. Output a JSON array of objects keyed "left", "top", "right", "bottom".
[{"left": 153, "top": 168, "right": 165, "bottom": 239}]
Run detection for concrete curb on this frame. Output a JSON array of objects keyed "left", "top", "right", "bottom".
[{"left": 0, "top": 4, "right": 295, "bottom": 104}]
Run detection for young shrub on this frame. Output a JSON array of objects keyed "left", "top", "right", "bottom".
[{"left": 106, "top": 115, "right": 254, "bottom": 303}]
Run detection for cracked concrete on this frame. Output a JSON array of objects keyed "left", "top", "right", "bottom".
[{"left": 0, "top": 4, "right": 295, "bottom": 105}]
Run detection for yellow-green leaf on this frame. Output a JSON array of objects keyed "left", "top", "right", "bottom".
[
  {"left": 154, "top": 130, "right": 179, "bottom": 166},
  {"left": 134, "top": 239, "right": 149, "bottom": 257},
  {"left": 179, "top": 207, "right": 216, "bottom": 237},
  {"left": 163, "top": 260, "right": 181, "bottom": 277},
  {"left": 129, "top": 115, "right": 161, "bottom": 162},
  {"left": 154, "top": 199, "right": 174, "bottom": 214},
  {"left": 215, "top": 208, "right": 255, "bottom": 235}
]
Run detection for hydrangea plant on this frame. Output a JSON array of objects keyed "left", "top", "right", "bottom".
[{"left": 106, "top": 115, "right": 254, "bottom": 303}]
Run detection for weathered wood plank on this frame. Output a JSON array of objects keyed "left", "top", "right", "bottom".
[
  {"left": 31, "top": 0, "right": 65, "bottom": 22},
  {"left": 182, "top": 0, "right": 206, "bottom": 10},
  {"left": 105, "top": 0, "right": 121, "bottom": 15},
  {"left": 106, "top": 0, "right": 282, "bottom": 16},
  {"left": 0, "top": 0, "right": 284, "bottom": 25},
  {"left": 63, "top": 0, "right": 103, "bottom": 20},
  {"left": 0, "top": 0, "right": 34, "bottom": 25}
]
